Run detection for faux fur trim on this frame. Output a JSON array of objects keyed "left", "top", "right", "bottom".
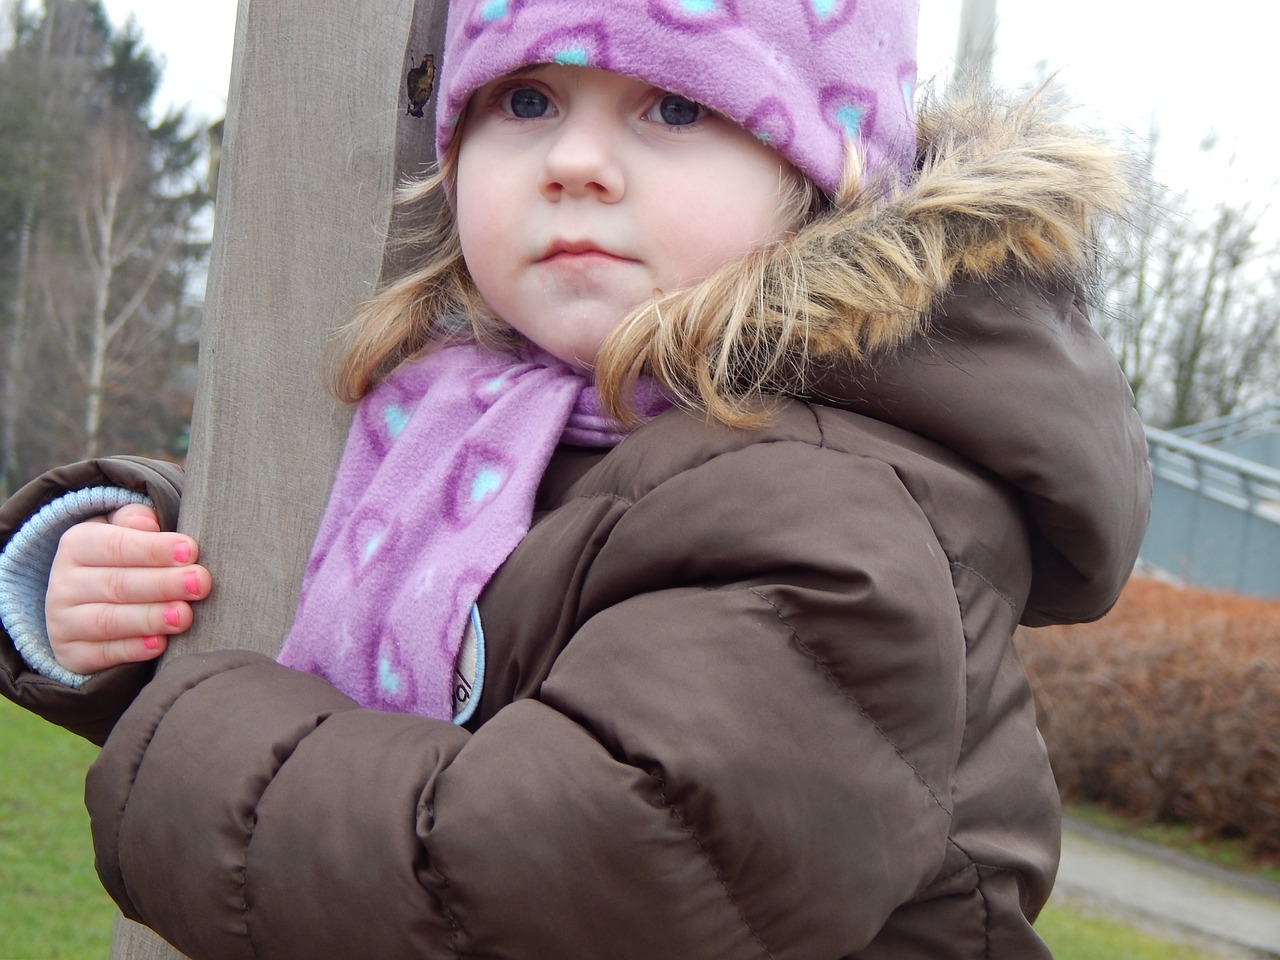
[
  {"left": 776, "top": 85, "right": 1135, "bottom": 360},
  {"left": 594, "top": 85, "right": 1137, "bottom": 425}
]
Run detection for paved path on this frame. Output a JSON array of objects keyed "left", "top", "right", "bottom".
[{"left": 1055, "top": 817, "right": 1280, "bottom": 958}]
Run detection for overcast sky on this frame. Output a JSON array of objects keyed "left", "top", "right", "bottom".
[{"left": 99, "top": 0, "right": 1280, "bottom": 215}]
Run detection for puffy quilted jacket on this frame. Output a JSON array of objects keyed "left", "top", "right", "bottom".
[{"left": 0, "top": 94, "right": 1149, "bottom": 959}]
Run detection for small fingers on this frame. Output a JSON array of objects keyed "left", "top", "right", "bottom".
[
  {"left": 45, "top": 509, "right": 212, "bottom": 674},
  {"left": 97, "top": 598, "right": 196, "bottom": 643},
  {"left": 46, "top": 514, "right": 212, "bottom": 674},
  {"left": 58, "top": 633, "right": 172, "bottom": 675},
  {"left": 50, "top": 598, "right": 193, "bottom": 673},
  {"left": 57, "top": 518, "right": 199, "bottom": 571},
  {"left": 50, "top": 559, "right": 210, "bottom": 607}
]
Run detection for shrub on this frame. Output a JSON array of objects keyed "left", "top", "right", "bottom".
[{"left": 1017, "top": 577, "right": 1280, "bottom": 860}]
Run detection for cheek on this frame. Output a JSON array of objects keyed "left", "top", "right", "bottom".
[
  {"left": 454, "top": 141, "right": 509, "bottom": 251},
  {"left": 455, "top": 177, "right": 491, "bottom": 255},
  {"left": 455, "top": 214, "right": 494, "bottom": 303},
  {"left": 657, "top": 175, "right": 791, "bottom": 284},
  {"left": 455, "top": 168, "right": 510, "bottom": 303}
]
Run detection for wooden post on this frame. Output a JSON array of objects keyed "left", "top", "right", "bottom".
[{"left": 108, "top": 0, "right": 447, "bottom": 956}]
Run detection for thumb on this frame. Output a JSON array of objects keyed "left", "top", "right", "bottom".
[{"left": 109, "top": 502, "right": 162, "bottom": 533}]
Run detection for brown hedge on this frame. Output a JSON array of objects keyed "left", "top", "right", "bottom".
[{"left": 1016, "top": 576, "right": 1280, "bottom": 859}]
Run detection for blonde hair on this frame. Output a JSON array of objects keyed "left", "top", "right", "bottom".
[
  {"left": 329, "top": 138, "right": 832, "bottom": 427},
  {"left": 333, "top": 86, "right": 1129, "bottom": 428},
  {"left": 329, "top": 142, "right": 500, "bottom": 402}
]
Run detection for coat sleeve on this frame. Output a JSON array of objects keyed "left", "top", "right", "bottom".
[
  {"left": 85, "top": 438, "right": 967, "bottom": 960},
  {"left": 0, "top": 457, "right": 184, "bottom": 745}
]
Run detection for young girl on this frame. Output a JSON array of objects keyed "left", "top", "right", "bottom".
[{"left": 0, "top": 1, "right": 1150, "bottom": 957}]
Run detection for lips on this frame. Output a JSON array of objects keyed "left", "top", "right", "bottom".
[{"left": 538, "top": 239, "right": 634, "bottom": 263}]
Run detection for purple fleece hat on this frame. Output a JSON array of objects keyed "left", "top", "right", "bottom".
[{"left": 436, "top": 0, "right": 920, "bottom": 196}]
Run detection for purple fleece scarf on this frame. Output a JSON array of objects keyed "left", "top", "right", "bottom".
[{"left": 279, "top": 345, "right": 669, "bottom": 719}]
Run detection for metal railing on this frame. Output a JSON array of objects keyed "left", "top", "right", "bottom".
[
  {"left": 1170, "top": 403, "right": 1280, "bottom": 470},
  {"left": 1142, "top": 424, "right": 1280, "bottom": 597}
]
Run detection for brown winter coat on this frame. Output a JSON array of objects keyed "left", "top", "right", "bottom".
[{"left": 0, "top": 96, "right": 1149, "bottom": 959}]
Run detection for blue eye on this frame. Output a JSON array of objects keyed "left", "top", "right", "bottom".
[
  {"left": 506, "top": 87, "right": 550, "bottom": 118},
  {"left": 655, "top": 94, "right": 703, "bottom": 126}
]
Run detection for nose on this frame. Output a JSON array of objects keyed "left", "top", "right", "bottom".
[{"left": 540, "top": 113, "right": 624, "bottom": 202}]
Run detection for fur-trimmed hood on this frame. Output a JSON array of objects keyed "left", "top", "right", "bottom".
[
  {"left": 808, "top": 89, "right": 1149, "bottom": 628},
  {"left": 755, "top": 85, "right": 1137, "bottom": 371},
  {"left": 598, "top": 87, "right": 1135, "bottom": 413},
  {"left": 600, "top": 89, "right": 1148, "bottom": 629}
]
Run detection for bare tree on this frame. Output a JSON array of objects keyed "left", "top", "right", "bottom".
[
  {"left": 0, "top": 0, "right": 207, "bottom": 490},
  {"left": 71, "top": 120, "right": 185, "bottom": 455},
  {"left": 0, "top": 0, "right": 94, "bottom": 493},
  {"left": 1101, "top": 137, "right": 1280, "bottom": 428}
]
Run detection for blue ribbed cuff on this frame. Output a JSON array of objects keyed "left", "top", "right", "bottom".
[{"left": 0, "top": 487, "right": 152, "bottom": 687}]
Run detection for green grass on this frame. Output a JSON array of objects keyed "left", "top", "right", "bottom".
[
  {"left": 0, "top": 696, "right": 115, "bottom": 960},
  {"left": 1038, "top": 897, "right": 1225, "bottom": 960},
  {"left": 0, "top": 695, "right": 1254, "bottom": 959}
]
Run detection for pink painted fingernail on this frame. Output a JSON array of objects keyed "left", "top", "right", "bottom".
[
  {"left": 164, "top": 605, "right": 181, "bottom": 628},
  {"left": 184, "top": 572, "right": 201, "bottom": 596},
  {"left": 173, "top": 542, "right": 191, "bottom": 564},
  {"left": 142, "top": 636, "right": 161, "bottom": 650}
]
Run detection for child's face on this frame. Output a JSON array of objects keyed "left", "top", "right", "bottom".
[{"left": 455, "top": 65, "right": 800, "bottom": 369}]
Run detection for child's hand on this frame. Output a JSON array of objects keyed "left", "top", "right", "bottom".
[{"left": 45, "top": 503, "right": 212, "bottom": 674}]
